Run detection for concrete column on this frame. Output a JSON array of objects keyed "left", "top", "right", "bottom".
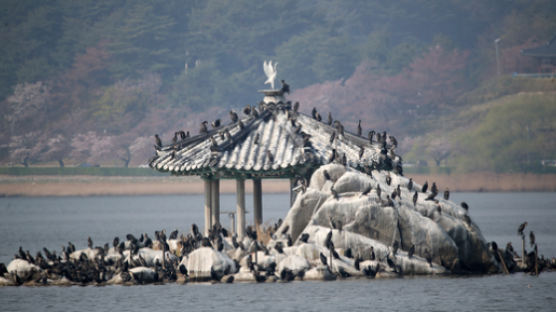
[
  {"left": 211, "top": 179, "right": 220, "bottom": 227},
  {"left": 289, "top": 178, "right": 297, "bottom": 207},
  {"left": 236, "top": 179, "right": 246, "bottom": 239},
  {"left": 253, "top": 178, "right": 262, "bottom": 231},
  {"left": 203, "top": 178, "right": 212, "bottom": 236}
]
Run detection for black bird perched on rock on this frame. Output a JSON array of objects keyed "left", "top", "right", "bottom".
[
  {"left": 385, "top": 195, "right": 394, "bottom": 207},
  {"left": 243, "top": 104, "right": 251, "bottom": 115},
  {"left": 431, "top": 182, "right": 438, "bottom": 195},
  {"left": 361, "top": 184, "right": 372, "bottom": 197},
  {"left": 229, "top": 110, "right": 238, "bottom": 123},
  {"left": 422, "top": 181, "right": 428, "bottom": 193},
  {"left": 412, "top": 191, "right": 418, "bottom": 206},
  {"left": 370, "top": 246, "right": 376, "bottom": 260},
  {"left": 359, "top": 146, "right": 364, "bottom": 159},
  {"left": 368, "top": 130, "right": 375, "bottom": 144},
  {"left": 299, "top": 233, "right": 310, "bottom": 243},
  {"left": 311, "top": 107, "right": 318, "bottom": 120},
  {"left": 320, "top": 252, "right": 328, "bottom": 266},
  {"left": 280, "top": 80, "right": 290, "bottom": 94},
  {"left": 425, "top": 192, "right": 437, "bottom": 201},
  {"left": 172, "top": 132, "right": 178, "bottom": 144},
  {"left": 179, "top": 130, "right": 187, "bottom": 140},
  {"left": 328, "top": 149, "right": 336, "bottom": 163},
  {"left": 87, "top": 237, "right": 93, "bottom": 248},
  {"left": 408, "top": 244, "right": 415, "bottom": 259},
  {"left": 327, "top": 112, "right": 333, "bottom": 125},
  {"left": 329, "top": 131, "right": 336, "bottom": 144},
  {"left": 461, "top": 202, "right": 469, "bottom": 211},
  {"left": 200, "top": 121, "right": 209, "bottom": 134},
  {"left": 389, "top": 136, "right": 398, "bottom": 148},
  {"left": 293, "top": 101, "right": 299, "bottom": 112},
  {"left": 331, "top": 185, "right": 339, "bottom": 200},
  {"left": 443, "top": 189, "right": 450, "bottom": 200},
  {"left": 376, "top": 184, "right": 382, "bottom": 199},
  {"left": 154, "top": 134, "right": 162, "bottom": 148},
  {"left": 357, "top": 120, "right": 362, "bottom": 136},
  {"left": 518, "top": 222, "right": 527, "bottom": 236},
  {"left": 386, "top": 175, "right": 392, "bottom": 186},
  {"left": 325, "top": 231, "right": 333, "bottom": 250},
  {"left": 211, "top": 119, "right": 221, "bottom": 128},
  {"left": 407, "top": 178, "right": 413, "bottom": 191},
  {"left": 529, "top": 231, "right": 536, "bottom": 247}
]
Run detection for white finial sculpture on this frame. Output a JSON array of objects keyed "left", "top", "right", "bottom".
[{"left": 263, "top": 60, "right": 278, "bottom": 90}]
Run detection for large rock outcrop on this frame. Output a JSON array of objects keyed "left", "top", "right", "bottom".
[{"left": 273, "top": 164, "right": 498, "bottom": 274}]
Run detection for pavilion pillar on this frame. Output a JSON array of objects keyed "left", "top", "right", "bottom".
[
  {"left": 211, "top": 179, "right": 220, "bottom": 227},
  {"left": 289, "top": 178, "right": 297, "bottom": 207},
  {"left": 253, "top": 178, "right": 263, "bottom": 232},
  {"left": 236, "top": 179, "right": 246, "bottom": 239},
  {"left": 203, "top": 178, "right": 212, "bottom": 236}
]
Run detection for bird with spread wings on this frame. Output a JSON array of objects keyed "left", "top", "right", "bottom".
[{"left": 263, "top": 60, "right": 278, "bottom": 89}]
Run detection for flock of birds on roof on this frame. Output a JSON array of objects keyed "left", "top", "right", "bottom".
[{"left": 150, "top": 83, "right": 400, "bottom": 176}]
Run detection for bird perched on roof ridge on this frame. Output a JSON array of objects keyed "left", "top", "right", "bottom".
[{"left": 280, "top": 79, "right": 290, "bottom": 94}]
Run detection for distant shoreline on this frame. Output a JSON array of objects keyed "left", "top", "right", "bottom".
[{"left": 1, "top": 173, "right": 555, "bottom": 197}]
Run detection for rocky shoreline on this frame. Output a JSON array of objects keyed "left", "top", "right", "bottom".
[{"left": 1, "top": 164, "right": 555, "bottom": 287}]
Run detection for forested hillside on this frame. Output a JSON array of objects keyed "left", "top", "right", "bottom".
[{"left": 1, "top": 0, "right": 555, "bottom": 171}]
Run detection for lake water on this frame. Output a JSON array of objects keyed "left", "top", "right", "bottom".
[{"left": 1, "top": 192, "right": 555, "bottom": 311}]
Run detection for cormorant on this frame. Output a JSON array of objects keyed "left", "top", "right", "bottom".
[
  {"left": 357, "top": 120, "right": 362, "bottom": 136},
  {"left": 443, "top": 189, "right": 450, "bottom": 200},
  {"left": 376, "top": 184, "right": 382, "bottom": 199},
  {"left": 266, "top": 150, "right": 274, "bottom": 163},
  {"left": 200, "top": 121, "right": 208, "bottom": 134},
  {"left": 370, "top": 246, "right": 376, "bottom": 260},
  {"left": 293, "top": 102, "right": 299, "bottom": 112},
  {"left": 238, "top": 120, "right": 245, "bottom": 130},
  {"left": 386, "top": 175, "right": 392, "bottom": 186},
  {"left": 280, "top": 80, "right": 290, "bottom": 94},
  {"left": 408, "top": 244, "right": 415, "bottom": 259},
  {"left": 425, "top": 192, "right": 437, "bottom": 201},
  {"left": 179, "top": 130, "right": 187, "bottom": 140},
  {"left": 229, "top": 110, "right": 238, "bottom": 123},
  {"left": 422, "top": 181, "right": 428, "bottom": 193},
  {"left": 368, "top": 130, "right": 375, "bottom": 144},
  {"left": 299, "top": 233, "right": 310, "bottom": 243},
  {"left": 385, "top": 195, "right": 394, "bottom": 207},
  {"left": 154, "top": 134, "right": 162, "bottom": 148},
  {"left": 354, "top": 257, "right": 361, "bottom": 270},
  {"left": 412, "top": 191, "right": 418, "bottom": 206},
  {"left": 172, "top": 132, "right": 178, "bottom": 144},
  {"left": 529, "top": 231, "right": 536, "bottom": 247},
  {"left": 361, "top": 184, "right": 372, "bottom": 196},
  {"left": 211, "top": 119, "right": 221, "bottom": 128},
  {"left": 311, "top": 107, "right": 317, "bottom": 120},
  {"left": 325, "top": 231, "right": 333, "bottom": 249},
  {"left": 315, "top": 111, "right": 322, "bottom": 121},
  {"left": 341, "top": 153, "right": 347, "bottom": 166},
  {"left": 431, "top": 182, "right": 438, "bottom": 195},
  {"left": 329, "top": 131, "right": 336, "bottom": 144},
  {"left": 327, "top": 112, "right": 333, "bottom": 125},
  {"left": 88, "top": 237, "right": 93, "bottom": 248},
  {"left": 389, "top": 136, "right": 398, "bottom": 148},
  {"left": 320, "top": 252, "right": 328, "bottom": 266},
  {"left": 243, "top": 105, "right": 251, "bottom": 115},
  {"left": 331, "top": 186, "right": 339, "bottom": 200},
  {"left": 517, "top": 221, "right": 527, "bottom": 236},
  {"left": 461, "top": 202, "right": 469, "bottom": 211},
  {"left": 254, "top": 133, "right": 260, "bottom": 145},
  {"left": 328, "top": 149, "right": 336, "bottom": 163},
  {"left": 359, "top": 146, "right": 364, "bottom": 159},
  {"left": 407, "top": 178, "right": 413, "bottom": 191}
]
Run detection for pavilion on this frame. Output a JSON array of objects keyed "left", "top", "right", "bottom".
[{"left": 149, "top": 87, "right": 400, "bottom": 238}]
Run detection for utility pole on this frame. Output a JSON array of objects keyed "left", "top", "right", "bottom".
[{"left": 494, "top": 38, "right": 501, "bottom": 77}]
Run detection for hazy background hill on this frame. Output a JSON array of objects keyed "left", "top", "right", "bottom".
[{"left": 1, "top": 0, "right": 555, "bottom": 172}]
